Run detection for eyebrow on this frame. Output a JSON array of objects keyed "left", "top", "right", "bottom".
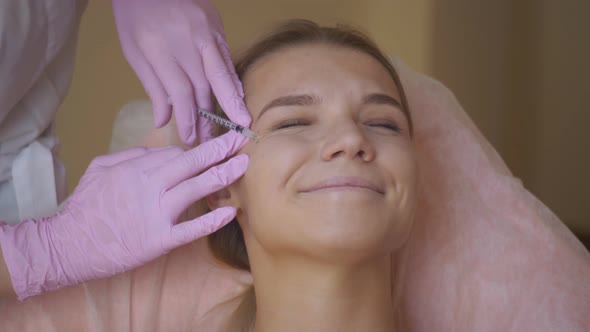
[
  {"left": 256, "top": 94, "right": 320, "bottom": 121},
  {"left": 256, "top": 92, "right": 403, "bottom": 121},
  {"left": 362, "top": 93, "right": 402, "bottom": 110}
]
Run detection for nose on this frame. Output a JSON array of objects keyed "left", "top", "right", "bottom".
[{"left": 319, "top": 119, "right": 376, "bottom": 162}]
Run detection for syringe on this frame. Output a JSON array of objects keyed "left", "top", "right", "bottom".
[{"left": 196, "top": 108, "right": 257, "bottom": 141}]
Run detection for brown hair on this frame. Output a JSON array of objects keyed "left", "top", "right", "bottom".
[{"left": 207, "top": 19, "right": 412, "bottom": 331}]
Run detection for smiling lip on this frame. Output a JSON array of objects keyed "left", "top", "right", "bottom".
[{"left": 300, "top": 177, "right": 385, "bottom": 194}]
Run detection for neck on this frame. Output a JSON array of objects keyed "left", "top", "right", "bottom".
[{"left": 250, "top": 254, "right": 400, "bottom": 332}]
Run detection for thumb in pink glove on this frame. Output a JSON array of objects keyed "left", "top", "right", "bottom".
[
  {"left": 0, "top": 131, "right": 249, "bottom": 300},
  {"left": 112, "top": 0, "right": 251, "bottom": 145}
]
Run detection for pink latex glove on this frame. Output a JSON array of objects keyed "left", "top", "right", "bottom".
[
  {"left": 112, "top": 0, "right": 251, "bottom": 145},
  {"left": 0, "top": 132, "right": 249, "bottom": 300}
]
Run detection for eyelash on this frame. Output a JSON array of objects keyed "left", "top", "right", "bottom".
[
  {"left": 274, "top": 119, "right": 311, "bottom": 130},
  {"left": 367, "top": 121, "right": 402, "bottom": 133},
  {"left": 272, "top": 119, "right": 402, "bottom": 133}
]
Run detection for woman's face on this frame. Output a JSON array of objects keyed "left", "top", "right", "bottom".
[{"left": 227, "top": 44, "right": 417, "bottom": 261}]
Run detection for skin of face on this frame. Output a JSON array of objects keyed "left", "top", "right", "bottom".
[{"left": 216, "top": 43, "right": 417, "bottom": 265}]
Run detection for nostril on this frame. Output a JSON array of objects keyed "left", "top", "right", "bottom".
[{"left": 331, "top": 150, "right": 345, "bottom": 159}]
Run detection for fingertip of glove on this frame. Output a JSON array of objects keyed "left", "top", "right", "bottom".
[
  {"left": 216, "top": 206, "right": 237, "bottom": 219},
  {"left": 153, "top": 108, "right": 173, "bottom": 129},
  {"left": 154, "top": 118, "right": 165, "bottom": 129},
  {"left": 218, "top": 205, "right": 236, "bottom": 213},
  {"left": 230, "top": 154, "right": 249, "bottom": 168},
  {"left": 218, "top": 154, "right": 249, "bottom": 180},
  {"left": 182, "top": 129, "right": 197, "bottom": 146}
]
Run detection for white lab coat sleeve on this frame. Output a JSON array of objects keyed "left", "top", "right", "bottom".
[{"left": 0, "top": 0, "right": 88, "bottom": 223}]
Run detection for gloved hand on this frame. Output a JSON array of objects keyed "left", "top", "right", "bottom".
[
  {"left": 112, "top": 0, "right": 251, "bottom": 145},
  {"left": 0, "top": 132, "right": 248, "bottom": 300}
]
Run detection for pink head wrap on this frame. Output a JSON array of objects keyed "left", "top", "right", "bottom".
[{"left": 391, "top": 56, "right": 590, "bottom": 331}]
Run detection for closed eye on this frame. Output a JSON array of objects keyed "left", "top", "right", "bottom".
[
  {"left": 366, "top": 120, "right": 402, "bottom": 133},
  {"left": 273, "top": 119, "right": 311, "bottom": 130}
]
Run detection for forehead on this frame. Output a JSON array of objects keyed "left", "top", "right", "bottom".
[{"left": 242, "top": 44, "right": 400, "bottom": 114}]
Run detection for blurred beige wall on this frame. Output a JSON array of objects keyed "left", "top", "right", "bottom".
[
  {"left": 429, "top": 0, "right": 590, "bottom": 233},
  {"left": 56, "top": 0, "right": 589, "bottom": 234}
]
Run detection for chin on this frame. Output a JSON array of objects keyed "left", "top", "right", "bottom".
[{"left": 297, "top": 215, "right": 402, "bottom": 261}]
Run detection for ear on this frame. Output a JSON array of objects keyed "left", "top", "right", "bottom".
[{"left": 206, "top": 187, "right": 237, "bottom": 211}]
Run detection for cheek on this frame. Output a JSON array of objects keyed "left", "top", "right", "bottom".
[
  {"left": 377, "top": 138, "right": 416, "bottom": 184},
  {"left": 235, "top": 139, "right": 310, "bottom": 250},
  {"left": 379, "top": 141, "right": 418, "bottom": 247},
  {"left": 243, "top": 135, "right": 308, "bottom": 179},
  {"left": 237, "top": 137, "right": 309, "bottom": 214}
]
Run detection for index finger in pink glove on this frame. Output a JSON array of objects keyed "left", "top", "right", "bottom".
[
  {"left": 202, "top": 35, "right": 252, "bottom": 128},
  {"left": 148, "top": 130, "right": 248, "bottom": 188},
  {"left": 91, "top": 147, "right": 150, "bottom": 166}
]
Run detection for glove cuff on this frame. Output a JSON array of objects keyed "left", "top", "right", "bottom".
[{"left": 0, "top": 215, "right": 65, "bottom": 300}]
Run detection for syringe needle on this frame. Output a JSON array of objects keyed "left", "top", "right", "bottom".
[{"left": 196, "top": 108, "right": 257, "bottom": 141}]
